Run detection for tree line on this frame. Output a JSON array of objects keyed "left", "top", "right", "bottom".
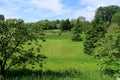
[
  {"left": 84, "top": 5, "right": 120, "bottom": 77},
  {"left": 27, "top": 16, "right": 90, "bottom": 41}
]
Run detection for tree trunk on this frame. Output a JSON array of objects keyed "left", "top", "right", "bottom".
[{"left": 1, "top": 64, "right": 6, "bottom": 78}]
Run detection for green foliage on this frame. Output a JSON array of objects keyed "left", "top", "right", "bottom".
[
  {"left": 59, "top": 19, "right": 71, "bottom": 31},
  {"left": 0, "top": 14, "right": 4, "bottom": 21},
  {"left": 84, "top": 24, "right": 106, "bottom": 54},
  {"left": 0, "top": 18, "right": 46, "bottom": 77},
  {"left": 1, "top": 69, "right": 82, "bottom": 80},
  {"left": 36, "top": 19, "right": 60, "bottom": 30},
  {"left": 94, "top": 31, "right": 120, "bottom": 77},
  {"left": 112, "top": 12, "right": 120, "bottom": 25},
  {"left": 77, "top": 16, "right": 86, "bottom": 22},
  {"left": 71, "top": 19, "right": 82, "bottom": 41},
  {"left": 94, "top": 5, "right": 120, "bottom": 23},
  {"left": 71, "top": 17, "right": 87, "bottom": 41},
  {"left": 84, "top": 5, "right": 120, "bottom": 55},
  {"left": 107, "top": 23, "right": 120, "bottom": 34},
  {"left": 83, "top": 5, "right": 120, "bottom": 78},
  {"left": 51, "top": 20, "right": 60, "bottom": 29},
  {"left": 0, "top": 31, "right": 113, "bottom": 80},
  {"left": 81, "top": 21, "right": 91, "bottom": 33}
]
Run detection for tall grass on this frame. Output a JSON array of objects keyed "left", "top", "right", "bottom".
[{"left": 2, "top": 69, "right": 113, "bottom": 80}]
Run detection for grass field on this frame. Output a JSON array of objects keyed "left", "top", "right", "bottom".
[
  {"left": 3, "top": 34, "right": 113, "bottom": 80},
  {"left": 38, "top": 35, "right": 112, "bottom": 80}
]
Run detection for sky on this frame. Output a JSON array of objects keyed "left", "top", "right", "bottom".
[{"left": 0, "top": 0, "right": 120, "bottom": 22}]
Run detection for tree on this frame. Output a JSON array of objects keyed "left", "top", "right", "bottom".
[
  {"left": 37, "top": 20, "right": 51, "bottom": 30},
  {"left": 84, "top": 5, "right": 120, "bottom": 54},
  {"left": 59, "top": 19, "right": 71, "bottom": 31},
  {"left": 94, "top": 5, "right": 120, "bottom": 23},
  {"left": 65, "top": 19, "right": 71, "bottom": 30},
  {"left": 84, "top": 23, "right": 106, "bottom": 54},
  {"left": 77, "top": 16, "right": 86, "bottom": 22},
  {"left": 0, "top": 14, "right": 5, "bottom": 21},
  {"left": 71, "top": 19, "right": 82, "bottom": 41},
  {"left": 51, "top": 20, "right": 60, "bottom": 29},
  {"left": 94, "top": 28, "right": 120, "bottom": 77},
  {"left": 107, "top": 23, "right": 120, "bottom": 34},
  {"left": 112, "top": 12, "right": 120, "bottom": 25},
  {"left": 0, "top": 18, "right": 46, "bottom": 78}
]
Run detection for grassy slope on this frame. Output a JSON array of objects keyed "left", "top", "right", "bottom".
[
  {"left": 4, "top": 31, "right": 112, "bottom": 80},
  {"left": 41, "top": 36, "right": 95, "bottom": 70},
  {"left": 39, "top": 35, "right": 112, "bottom": 80}
]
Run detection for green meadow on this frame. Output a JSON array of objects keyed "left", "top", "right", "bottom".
[
  {"left": 38, "top": 34, "right": 112, "bottom": 80},
  {"left": 4, "top": 32, "right": 113, "bottom": 80}
]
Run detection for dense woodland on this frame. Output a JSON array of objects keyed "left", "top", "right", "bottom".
[{"left": 0, "top": 5, "right": 120, "bottom": 80}]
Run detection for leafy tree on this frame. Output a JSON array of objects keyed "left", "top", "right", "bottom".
[
  {"left": 94, "top": 28, "right": 120, "bottom": 77},
  {"left": 77, "top": 16, "right": 86, "bottom": 22},
  {"left": 37, "top": 20, "right": 60, "bottom": 30},
  {"left": 84, "top": 23, "right": 106, "bottom": 54},
  {"left": 66, "top": 19, "right": 71, "bottom": 30},
  {"left": 37, "top": 20, "right": 51, "bottom": 30},
  {"left": 94, "top": 5, "right": 120, "bottom": 23},
  {"left": 59, "top": 20, "right": 64, "bottom": 31},
  {"left": 81, "top": 21, "right": 91, "bottom": 34},
  {"left": 71, "top": 19, "right": 82, "bottom": 41},
  {"left": 70, "top": 19, "right": 76, "bottom": 28},
  {"left": 0, "top": 18, "right": 46, "bottom": 78},
  {"left": 0, "top": 14, "right": 5, "bottom": 21},
  {"left": 71, "top": 17, "right": 89, "bottom": 33},
  {"left": 84, "top": 5, "right": 120, "bottom": 54},
  {"left": 107, "top": 23, "right": 120, "bottom": 34},
  {"left": 59, "top": 19, "right": 71, "bottom": 31},
  {"left": 50, "top": 20, "right": 60, "bottom": 29},
  {"left": 112, "top": 12, "right": 120, "bottom": 25}
]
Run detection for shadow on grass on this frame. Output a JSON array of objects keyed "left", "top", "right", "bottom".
[{"left": 4, "top": 68, "right": 81, "bottom": 80}]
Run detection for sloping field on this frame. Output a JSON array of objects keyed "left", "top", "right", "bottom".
[{"left": 39, "top": 35, "right": 111, "bottom": 80}]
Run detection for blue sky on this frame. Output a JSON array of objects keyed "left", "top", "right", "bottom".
[{"left": 0, "top": 0, "right": 120, "bottom": 22}]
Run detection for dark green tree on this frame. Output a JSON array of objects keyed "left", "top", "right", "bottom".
[
  {"left": 81, "top": 21, "right": 91, "bottom": 33},
  {"left": 94, "top": 27, "right": 120, "bottom": 77},
  {"left": 84, "top": 23, "right": 106, "bottom": 54},
  {"left": 51, "top": 20, "right": 60, "bottom": 29},
  {"left": 71, "top": 18, "right": 82, "bottom": 41},
  {"left": 0, "top": 18, "right": 46, "bottom": 78},
  {"left": 94, "top": 5, "right": 120, "bottom": 23},
  {"left": 84, "top": 5, "right": 120, "bottom": 54},
  {"left": 59, "top": 19, "right": 71, "bottom": 31},
  {"left": 37, "top": 20, "right": 51, "bottom": 30},
  {"left": 0, "top": 14, "right": 5, "bottom": 21}
]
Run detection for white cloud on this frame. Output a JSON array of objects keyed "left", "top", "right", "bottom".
[
  {"left": 70, "top": 7, "right": 95, "bottom": 21},
  {"left": 86, "top": 6, "right": 94, "bottom": 11},
  {"left": 29, "top": 0, "right": 67, "bottom": 15},
  {"left": 0, "top": 8, "right": 21, "bottom": 19}
]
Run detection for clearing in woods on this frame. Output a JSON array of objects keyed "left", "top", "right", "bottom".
[{"left": 39, "top": 35, "right": 111, "bottom": 80}]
